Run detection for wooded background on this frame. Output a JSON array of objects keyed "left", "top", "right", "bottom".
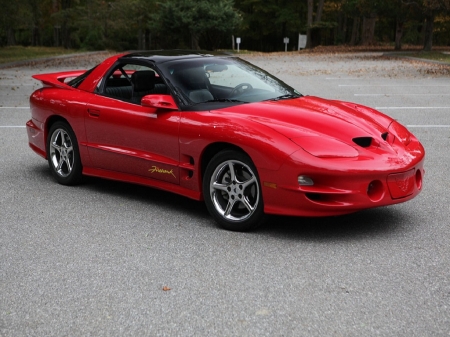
[{"left": 1, "top": 0, "right": 449, "bottom": 52}]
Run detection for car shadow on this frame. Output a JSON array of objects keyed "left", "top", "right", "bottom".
[
  {"left": 81, "top": 175, "right": 208, "bottom": 218},
  {"left": 86, "top": 175, "right": 407, "bottom": 241},
  {"left": 255, "top": 208, "right": 406, "bottom": 242},
  {"left": 32, "top": 165, "right": 408, "bottom": 241}
]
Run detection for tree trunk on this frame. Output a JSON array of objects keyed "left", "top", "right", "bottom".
[
  {"left": 138, "top": 28, "right": 143, "bottom": 49},
  {"left": 423, "top": 14, "right": 434, "bottom": 51},
  {"left": 306, "top": 0, "right": 313, "bottom": 49},
  {"left": 60, "top": 0, "right": 72, "bottom": 49},
  {"left": 191, "top": 32, "right": 200, "bottom": 50},
  {"left": 350, "top": 17, "right": 360, "bottom": 46},
  {"left": 7, "top": 28, "right": 16, "bottom": 46},
  {"left": 62, "top": 23, "right": 71, "bottom": 49},
  {"left": 395, "top": 21, "right": 404, "bottom": 50},
  {"left": 336, "top": 12, "right": 347, "bottom": 44},
  {"left": 361, "top": 13, "right": 377, "bottom": 45},
  {"left": 316, "top": 0, "right": 325, "bottom": 23},
  {"left": 54, "top": 25, "right": 60, "bottom": 47},
  {"left": 31, "top": 26, "right": 40, "bottom": 46}
]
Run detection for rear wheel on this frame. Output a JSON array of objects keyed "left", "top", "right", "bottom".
[
  {"left": 47, "top": 121, "right": 82, "bottom": 185},
  {"left": 203, "top": 150, "right": 264, "bottom": 231}
]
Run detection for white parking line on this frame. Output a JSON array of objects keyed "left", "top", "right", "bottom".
[
  {"left": 340, "top": 85, "right": 450, "bottom": 87},
  {"left": 407, "top": 125, "right": 450, "bottom": 128},
  {"left": 356, "top": 94, "right": 450, "bottom": 96},
  {"left": 376, "top": 107, "right": 450, "bottom": 110},
  {"left": 0, "top": 125, "right": 26, "bottom": 127},
  {"left": 326, "top": 78, "right": 360, "bottom": 80}
]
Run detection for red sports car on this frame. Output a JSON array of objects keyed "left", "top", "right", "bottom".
[{"left": 26, "top": 51, "right": 425, "bottom": 231}]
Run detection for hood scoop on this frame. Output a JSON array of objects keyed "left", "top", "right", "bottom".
[
  {"left": 353, "top": 137, "right": 373, "bottom": 148},
  {"left": 353, "top": 132, "right": 390, "bottom": 148}
]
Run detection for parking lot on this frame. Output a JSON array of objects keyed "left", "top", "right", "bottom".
[{"left": 1, "top": 51, "right": 449, "bottom": 336}]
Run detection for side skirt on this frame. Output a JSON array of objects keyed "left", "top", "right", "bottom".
[{"left": 82, "top": 166, "right": 202, "bottom": 201}]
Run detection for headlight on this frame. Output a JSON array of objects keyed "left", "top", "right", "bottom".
[
  {"left": 291, "top": 136, "right": 359, "bottom": 158},
  {"left": 298, "top": 175, "right": 314, "bottom": 186},
  {"left": 388, "top": 121, "right": 411, "bottom": 146}
]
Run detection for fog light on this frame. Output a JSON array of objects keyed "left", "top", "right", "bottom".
[
  {"left": 367, "top": 180, "right": 384, "bottom": 202},
  {"left": 415, "top": 169, "right": 422, "bottom": 190},
  {"left": 298, "top": 175, "right": 314, "bottom": 186}
]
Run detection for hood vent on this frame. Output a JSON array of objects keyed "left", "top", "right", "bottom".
[
  {"left": 381, "top": 132, "right": 389, "bottom": 141},
  {"left": 353, "top": 137, "right": 373, "bottom": 148}
]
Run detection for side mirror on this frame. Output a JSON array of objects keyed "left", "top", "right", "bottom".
[{"left": 141, "top": 94, "right": 178, "bottom": 110}]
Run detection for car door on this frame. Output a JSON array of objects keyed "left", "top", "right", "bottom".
[{"left": 84, "top": 63, "right": 180, "bottom": 184}]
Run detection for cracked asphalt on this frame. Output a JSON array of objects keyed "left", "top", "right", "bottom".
[{"left": 1, "top": 51, "right": 449, "bottom": 336}]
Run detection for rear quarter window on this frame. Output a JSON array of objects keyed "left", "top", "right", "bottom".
[{"left": 67, "top": 66, "right": 98, "bottom": 88}]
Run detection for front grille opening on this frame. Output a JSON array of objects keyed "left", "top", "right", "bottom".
[
  {"left": 353, "top": 137, "right": 373, "bottom": 148},
  {"left": 306, "top": 193, "right": 322, "bottom": 201},
  {"left": 305, "top": 193, "right": 338, "bottom": 205}
]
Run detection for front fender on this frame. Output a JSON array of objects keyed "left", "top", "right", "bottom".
[{"left": 179, "top": 112, "right": 300, "bottom": 172}]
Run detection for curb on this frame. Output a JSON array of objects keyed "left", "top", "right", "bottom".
[
  {"left": 0, "top": 50, "right": 109, "bottom": 69},
  {"left": 383, "top": 52, "right": 450, "bottom": 66}
]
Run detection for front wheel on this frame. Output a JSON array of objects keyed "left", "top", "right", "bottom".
[
  {"left": 203, "top": 150, "right": 264, "bottom": 231},
  {"left": 47, "top": 121, "right": 82, "bottom": 185}
]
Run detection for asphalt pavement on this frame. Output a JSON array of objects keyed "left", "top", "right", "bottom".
[{"left": 1, "top": 51, "right": 449, "bottom": 336}]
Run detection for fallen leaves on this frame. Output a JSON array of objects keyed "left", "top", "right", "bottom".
[{"left": 162, "top": 286, "right": 171, "bottom": 291}]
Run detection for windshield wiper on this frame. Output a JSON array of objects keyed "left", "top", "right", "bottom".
[
  {"left": 267, "top": 94, "right": 301, "bottom": 101},
  {"left": 205, "top": 98, "right": 245, "bottom": 103}
]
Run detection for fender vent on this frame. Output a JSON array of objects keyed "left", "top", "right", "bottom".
[{"left": 353, "top": 137, "right": 373, "bottom": 148}]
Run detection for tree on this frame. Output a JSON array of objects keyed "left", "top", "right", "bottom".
[
  {"left": 356, "top": 0, "right": 380, "bottom": 45},
  {"left": 1, "top": 0, "right": 450, "bottom": 51},
  {"left": 307, "top": 0, "right": 314, "bottom": 48},
  {"left": 306, "top": 0, "right": 327, "bottom": 48},
  {"left": 420, "top": 0, "right": 450, "bottom": 50},
  {"left": 234, "top": 0, "right": 304, "bottom": 51},
  {"left": 110, "top": 0, "right": 156, "bottom": 50},
  {"left": 0, "top": 0, "right": 33, "bottom": 46},
  {"left": 376, "top": 0, "right": 419, "bottom": 50},
  {"left": 150, "top": 0, "right": 241, "bottom": 50}
]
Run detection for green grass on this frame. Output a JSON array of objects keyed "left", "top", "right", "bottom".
[
  {"left": 0, "top": 46, "right": 78, "bottom": 64},
  {"left": 404, "top": 51, "right": 450, "bottom": 64}
]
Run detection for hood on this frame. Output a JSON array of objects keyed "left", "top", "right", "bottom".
[{"left": 212, "top": 96, "right": 394, "bottom": 149}]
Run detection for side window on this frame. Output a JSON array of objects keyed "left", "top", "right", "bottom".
[{"left": 102, "top": 64, "right": 169, "bottom": 104}]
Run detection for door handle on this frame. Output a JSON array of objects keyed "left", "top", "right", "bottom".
[{"left": 88, "top": 109, "right": 100, "bottom": 117}]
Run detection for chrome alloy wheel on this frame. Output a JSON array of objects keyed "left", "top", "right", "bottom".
[
  {"left": 209, "top": 159, "right": 260, "bottom": 222},
  {"left": 49, "top": 128, "right": 74, "bottom": 178}
]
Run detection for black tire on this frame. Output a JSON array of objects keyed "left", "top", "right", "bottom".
[
  {"left": 46, "top": 121, "right": 82, "bottom": 185},
  {"left": 203, "top": 150, "right": 264, "bottom": 231}
]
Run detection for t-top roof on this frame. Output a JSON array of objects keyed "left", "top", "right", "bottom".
[{"left": 120, "top": 50, "right": 233, "bottom": 64}]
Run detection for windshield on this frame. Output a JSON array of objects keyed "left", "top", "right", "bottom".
[{"left": 158, "top": 57, "right": 301, "bottom": 107}]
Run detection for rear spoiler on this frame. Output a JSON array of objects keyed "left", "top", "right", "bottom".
[{"left": 32, "top": 71, "right": 86, "bottom": 89}]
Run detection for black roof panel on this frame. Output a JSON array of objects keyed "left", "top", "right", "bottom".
[{"left": 120, "top": 50, "right": 233, "bottom": 64}]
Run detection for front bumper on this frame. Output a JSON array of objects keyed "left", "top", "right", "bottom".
[{"left": 260, "top": 137, "right": 425, "bottom": 217}]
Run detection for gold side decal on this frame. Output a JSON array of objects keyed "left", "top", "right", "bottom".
[
  {"left": 264, "top": 182, "right": 277, "bottom": 189},
  {"left": 149, "top": 165, "right": 176, "bottom": 178}
]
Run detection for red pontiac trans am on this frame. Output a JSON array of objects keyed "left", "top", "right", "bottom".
[{"left": 26, "top": 50, "right": 425, "bottom": 231}]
